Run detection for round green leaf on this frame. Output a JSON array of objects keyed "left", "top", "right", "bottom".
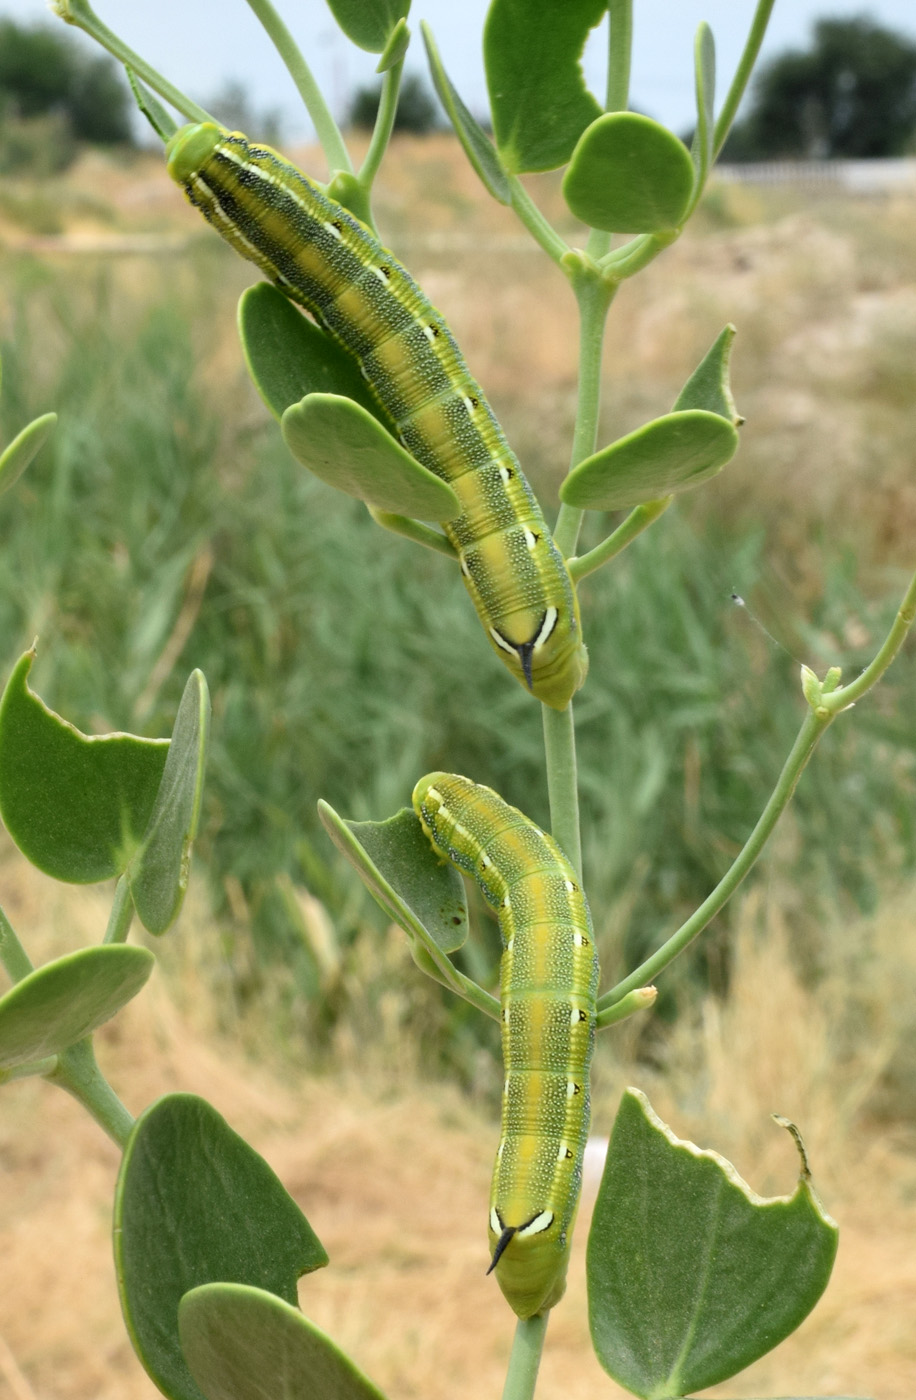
[
  {"left": 587, "top": 1089, "right": 838, "bottom": 1398},
  {"left": 0, "top": 945, "right": 154, "bottom": 1069},
  {"left": 0, "top": 412, "right": 57, "bottom": 497},
  {"left": 562, "top": 113, "right": 696, "bottom": 233},
  {"left": 318, "top": 802, "right": 468, "bottom": 956},
  {"left": 484, "top": 0, "right": 604, "bottom": 173},
  {"left": 0, "top": 649, "right": 169, "bottom": 883},
  {"left": 128, "top": 670, "right": 210, "bottom": 936},
  {"left": 422, "top": 23, "right": 510, "bottom": 204},
  {"left": 115, "top": 1094, "right": 328, "bottom": 1400},
  {"left": 323, "top": 0, "right": 410, "bottom": 54},
  {"left": 281, "top": 394, "right": 461, "bottom": 522},
  {"left": 180, "top": 1284, "right": 388, "bottom": 1400},
  {"left": 238, "top": 284, "right": 389, "bottom": 426},
  {"left": 560, "top": 410, "right": 739, "bottom": 511}
]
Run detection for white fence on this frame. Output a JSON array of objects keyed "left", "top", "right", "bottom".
[{"left": 716, "top": 158, "right": 916, "bottom": 195}]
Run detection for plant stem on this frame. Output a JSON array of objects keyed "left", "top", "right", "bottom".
[
  {"left": 501, "top": 1313, "right": 549, "bottom": 1400},
  {"left": 823, "top": 564, "right": 916, "bottom": 712},
  {"left": 713, "top": 0, "right": 778, "bottom": 157},
  {"left": 508, "top": 178, "right": 570, "bottom": 265},
  {"left": 606, "top": 0, "right": 633, "bottom": 112},
  {"left": 568, "top": 498, "right": 671, "bottom": 583},
  {"left": 103, "top": 876, "right": 135, "bottom": 945},
  {"left": 554, "top": 277, "right": 616, "bottom": 559},
  {"left": 243, "top": 0, "right": 353, "bottom": 174},
  {"left": 359, "top": 60, "right": 404, "bottom": 190},
  {"left": 599, "top": 708, "right": 829, "bottom": 1010},
  {"left": 46, "top": 1038, "right": 134, "bottom": 1148},
  {"left": 542, "top": 704, "right": 581, "bottom": 879},
  {"left": 0, "top": 906, "right": 33, "bottom": 983},
  {"left": 52, "top": 0, "right": 212, "bottom": 125},
  {"left": 369, "top": 508, "right": 458, "bottom": 558}
]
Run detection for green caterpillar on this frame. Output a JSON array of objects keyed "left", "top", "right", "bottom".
[
  {"left": 165, "top": 124, "right": 587, "bottom": 710},
  {"left": 412, "top": 771, "right": 598, "bottom": 1319}
]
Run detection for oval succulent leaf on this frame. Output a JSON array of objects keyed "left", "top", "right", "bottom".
[
  {"left": 323, "top": 0, "right": 410, "bottom": 54},
  {"left": 317, "top": 801, "right": 468, "bottom": 956},
  {"left": 0, "top": 946, "right": 154, "bottom": 1070},
  {"left": 422, "top": 22, "right": 510, "bottom": 204},
  {"left": 560, "top": 410, "right": 739, "bottom": 511},
  {"left": 281, "top": 393, "right": 461, "bottom": 522},
  {"left": 115, "top": 1094, "right": 328, "bottom": 1400},
  {"left": 587, "top": 1089, "right": 838, "bottom": 1398},
  {"left": 484, "top": 0, "right": 604, "bottom": 173},
  {"left": 238, "top": 284, "right": 390, "bottom": 426},
  {"left": 562, "top": 112, "right": 695, "bottom": 233},
  {"left": 128, "top": 670, "right": 210, "bottom": 937},
  {"left": 0, "top": 649, "right": 169, "bottom": 884},
  {"left": 179, "top": 1284, "right": 389, "bottom": 1400},
  {"left": 0, "top": 412, "right": 57, "bottom": 498}
]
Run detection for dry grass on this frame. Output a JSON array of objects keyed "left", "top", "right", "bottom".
[{"left": 3, "top": 844, "right": 916, "bottom": 1400}]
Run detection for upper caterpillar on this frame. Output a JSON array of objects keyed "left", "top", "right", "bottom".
[{"left": 165, "top": 124, "right": 587, "bottom": 710}]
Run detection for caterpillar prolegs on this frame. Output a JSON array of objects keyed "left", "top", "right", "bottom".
[
  {"left": 165, "top": 124, "right": 587, "bottom": 710},
  {"left": 412, "top": 772, "right": 598, "bottom": 1319}
]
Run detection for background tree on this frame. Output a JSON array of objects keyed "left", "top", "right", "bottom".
[
  {"left": 347, "top": 72, "right": 440, "bottom": 134},
  {"left": 0, "top": 19, "right": 133, "bottom": 149},
  {"left": 724, "top": 15, "right": 916, "bottom": 159}
]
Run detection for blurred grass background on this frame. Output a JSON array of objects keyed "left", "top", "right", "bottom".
[{"left": 2, "top": 134, "right": 916, "bottom": 1397}]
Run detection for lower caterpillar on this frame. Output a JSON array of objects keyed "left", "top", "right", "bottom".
[
  {"left": 412, "top": 771, "right": 598, "bottom": 1319},
  {"left": 165, "top": 123, "right": 587, "bottom": 710}
]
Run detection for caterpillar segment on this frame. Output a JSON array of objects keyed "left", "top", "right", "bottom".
[
  {"left": 412, "top": 772, "right": 599, "bottom": 1319},
  {"left": 165, "top": 124, "right": 588, "bottom": 710}
]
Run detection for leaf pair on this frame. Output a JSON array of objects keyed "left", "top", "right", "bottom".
[
  {"left": 239, "top": 284, "right": 460, "bottom": 525},
  {"left": 0, "top": 650, "right": 209, "bottom": 934}
]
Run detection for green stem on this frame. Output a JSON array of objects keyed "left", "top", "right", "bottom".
[
  {"left": 542, "top": 703, "right": 581, "bottom": 879},
  {"left": 823, "top": 564, "right": 916, "bottom": 713},
  {"left": 0, "top": 1056, "right": 58, "bottom": 1085},
  {"left": 501, "top": 1313, "right": 549, "bottom": 1400},
  {"left": 410, "top": 944, "right": 500, "bottom": 1021},
  {"left": 568, "top": 498, "right": 672, "bottom": 583},
  {"left": 554, "top": 276, "right": 616, "bottom": 559},
  {"left": 606, "top": 0, "right": 633, "bottom": 111},
  {"left": 47, "top": 1038, "right": 134, "bottom": 1148},
  {"left": 0, "top": 906, "right": 33, "bottom": 983},
  {"left": 599, "top": 228, "right": 678, "bottom": 281},
  {"left": 508, "top": 177, "right": 570, "bottom": 266},
  {"left": 51, "top": 0, "right": 213, "bottom": 125},
  {"left": 596, "top": 984, "right": 656, "bottom": 1030},
  {"left": 713, "top": 0, "right": 778, "bottom": 157},
  {"left": 104, "top": 876, "right": 136, "bottom": 945},
  {"left": 599, "top": 709, "right": 829, "bottom": 1010},
  {"left": 369, "top": 508, "right": 458, "bottom": 558},
  {"left": 243, "top": 0, "right": 353, "bottom": 174},
  {"left": 358, "top": 59, "right": 404, "bottom": 191}
]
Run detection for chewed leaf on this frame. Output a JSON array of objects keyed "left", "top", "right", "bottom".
[
  {"left": 116, "top": 1094, "right": 328, "bottom": 1400},
  {"left": 0, "top": 412, "right": 57, "bottom": 498},
  {"left": 238, "top": 284, "right": 389, "bottom": 426},
  {"left": 0, "top": 649, "right": 169, "bottom": 883},
  {"left": 560, "top": 410, "right": 738, "bottom": 511},
  {"left": 281, "top": 393, "right": 461, "bottom": 522},
  {"left": 128, "top": 670, "right": 210, "bottom": 936},
  {"left": 317, "top": 802, "right": 468, "bottom": 955},
  {"left": 673, "top": 325, "right": 741, "bottom": 424},
  {"left": 323, "top": 0, "right": 410, "bottom": 54},
  {"left": 562, "top": 113, "right": 695, "bottom": 233},
  {"left": 180, "top": 1284, "right": 389, "bottom": 1400},
  {"left": 0, "top": 946, "right": 153, "bottom": 1070},
  {"left": 484, "top": 0, "right": 604, "bottom": 173},
  {"left": 422, "top": 23, "right": 510, "bottom": 204},
  {"left": 587, "top": 1089, "right": 838, "bottom": 1398}
]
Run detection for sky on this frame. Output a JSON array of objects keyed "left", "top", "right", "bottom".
[{"left": 4, "top": 1, "right": 916, "bottom": 143}]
